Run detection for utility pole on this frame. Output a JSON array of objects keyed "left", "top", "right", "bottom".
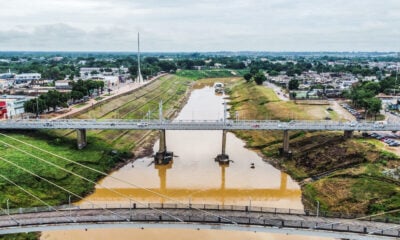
[
  {"left": 395, "top": 52, "right": 399, "bottom": 96},
  {"left": 223, "top": 101, "right": 227, "bottom": 123},
  {"left": 36, "top": 90, "right": 39, "bottom": 118},
  {"left": 159, "top": 100, "right": 163, "bottom": 122}
]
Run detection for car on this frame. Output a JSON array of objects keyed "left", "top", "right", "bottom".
[
  {"left": 348, "top": 121, "right": 357, "bottom": 127},
  {"left": 370, "top": 133, "right": 378, "bottom": 137},
  {"left": 137, "top": 122, "right": 148, "bottom": 127},
  {"left": 389, "top": 142, "right": 400, "bottom": 147}
]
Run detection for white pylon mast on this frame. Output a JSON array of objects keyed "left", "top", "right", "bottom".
[{"left": 136, "top": 32, "right": 144, "bottom": 84}]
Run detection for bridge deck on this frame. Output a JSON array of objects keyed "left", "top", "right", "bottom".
[
  {"left": 0, "top": 204, "right": 398, "bottom": 239},
  {"left": 0, "top": 119, "right": 399, "bottom": 131}
]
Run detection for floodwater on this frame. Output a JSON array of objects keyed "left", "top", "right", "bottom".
[{"left": 41, "top": 86, "right": 332, "bottom": 240}]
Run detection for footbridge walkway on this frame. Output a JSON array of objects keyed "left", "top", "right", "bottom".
[
  {"left": 0, "top": 203, "right": 398, "bottom": 239},
  {"left": 0, "top": 119, "right": 399, "bottom": 163}
]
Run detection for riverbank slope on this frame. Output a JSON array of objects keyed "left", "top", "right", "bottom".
[{"left": 227, "top": 80, "right": 400, "bottom": 217}]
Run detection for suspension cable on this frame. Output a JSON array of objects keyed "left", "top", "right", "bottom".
[
  {"left": 0, "top": 172, "right": 74, "bottom": 223},
  {"left": 0, "top": 156, "right": 133, "bottom": 222},
  {"left": 0, "top": 133, "right": 236, "bottom": 224},
  {"left": 0, "top": 140, "right": 183, "bottom": 222}
]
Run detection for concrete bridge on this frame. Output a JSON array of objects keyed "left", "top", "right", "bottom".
[
  {"left": 0, "top": 119, "right": 399, "bottom": 163},
  {"left": 0, "top": 203, "right": 398, "bottom": 239}
]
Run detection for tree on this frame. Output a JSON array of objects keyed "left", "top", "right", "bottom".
[
  {"left": 254, "top": 72, "right": 266, "bottom": 85},
  {"left": 365, "top": 97, "right": 382, "bottom": 120},
  {"left": 244, "top": 73, "right": 252, "bottom": 82},
  {"left": 288, "top": 79, "right": 299, "bottom": 90},
  {"left": 363, "top": 81, "right": 381, "bottom": 95}
]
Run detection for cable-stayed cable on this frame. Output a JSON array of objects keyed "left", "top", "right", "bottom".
[
  {"left": 0, "top": 140, "right": 183, "bottom": 222},
  {"left": 0, "top": 172, "right": 74, "bottom": 223},
  {"left": 0, "top": 133, "right": 236, "bottom": 224}
]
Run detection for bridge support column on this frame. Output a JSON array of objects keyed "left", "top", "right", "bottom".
[
  {"left": 215, "top": 130, "right": 229, "bottom": 164},
  {"left": 283, "top": 130, "right": 290, "bottom": 153},
  {"left": 154, "top": 129, "right": 173, "bottom": 165},
  {"left": 76, "top": 129, "right": 87, "bottom": 150},
  {"left": 344, "top": 130, "right": 353, "bottom": 139}
]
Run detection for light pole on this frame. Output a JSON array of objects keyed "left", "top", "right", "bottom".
[
  {"left": 36, "top": 89, "right": 39, "bottom": 119},
  {"left": 395, "top": 53, "right": 399, "bottom": 97},
  {"left": 69, "top": 195, "right": 72, "bottom": 218},
  {"left": 6, "top": 199, "right": 9, "bottom": 215},
  {"left": 249, "top": 197, "right": 252, "bottom": 211},
  {"left": 316, "top": 200, "right": 320, "bottom": 218}
]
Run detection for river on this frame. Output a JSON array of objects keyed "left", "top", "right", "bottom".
[{"left": 41, "top": 85, "right": 333, "bottom": 240}]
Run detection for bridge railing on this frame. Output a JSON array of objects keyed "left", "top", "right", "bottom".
[
  {"left": 0, "top": 204, "right": 399, "bottom": 238},
  {"left": 1, "top": 202, "right": 398, "bottom": 224}
]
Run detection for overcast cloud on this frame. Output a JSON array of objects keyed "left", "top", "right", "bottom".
[{"left": 0, "top": 0, "right": 399, "bottom": 51}]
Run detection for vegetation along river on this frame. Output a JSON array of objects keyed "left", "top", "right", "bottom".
[{"left": 41, "top": 85, "right": 332, "bottom": 240}]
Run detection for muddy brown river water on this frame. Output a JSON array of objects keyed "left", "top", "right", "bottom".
[{"left": 41, "top": 86, "right": 333, "bottom": 240}]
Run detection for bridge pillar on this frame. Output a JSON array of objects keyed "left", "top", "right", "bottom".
[
  {"left": 283, "top": 130, "right": 290, "bottom": 153},
  {"left": 215, "top": 130, "right": 229, "bottom": 164},
  {"left": 154, "top": 129, "right": 173, "bottom": 165},
  {"left": 76, "top": 129, "right": 87, "bottom": 149},
  {"left": 344, "top": 130, "right": 353, "bottom": 139}
]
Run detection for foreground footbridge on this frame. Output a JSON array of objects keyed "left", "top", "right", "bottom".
[
  {"left": 0, "top": 119, "right": 398, "bottom": 163},
  {"left": 0, "top": 203, "right": 398, "bottom": 239}
]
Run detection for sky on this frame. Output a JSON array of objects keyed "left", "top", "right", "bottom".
[{"left": 0, "top": 0, "right": 399, "bottom": 52}]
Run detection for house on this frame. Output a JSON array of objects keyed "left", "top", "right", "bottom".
[
  {"left": 0, "top": 95, "right": 33, "bottom": 118},
  {"left": 12, "top": 73, "right": 41, "bottom": 87},
  {"left": 55, "top": 80, "right": 72, "bottom": 90}
]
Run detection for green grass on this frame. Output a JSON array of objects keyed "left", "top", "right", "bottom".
[
  {"left": 228, "top": 78, "right": 400, "bottom": 218},
  {"left": 0, "top": 74, "right": 197, "bottom": 239},
  {"left": 0, "top": 75, "right": 196, "bottom": 209},
  {"left": 175, "top": 69, "right": 245, "bottom": 80},
  {"left": 73, "top": 103, "right": 88, "bottom": 108}
]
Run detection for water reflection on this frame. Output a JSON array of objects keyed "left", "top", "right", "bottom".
[{"left": 41, "top": 86, "right": 332, "bottom": 240}]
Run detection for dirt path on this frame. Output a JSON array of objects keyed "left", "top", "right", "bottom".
[
  {"left": 264, "top": 81, "right": 289, "bottom": 101},
  {"left": 330, "top": 101, "right": 356, "bottom": 121}
]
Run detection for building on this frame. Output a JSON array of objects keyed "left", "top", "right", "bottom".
[
  {"left": 14, "top": 73, "right": 41, "bottom": 85},
  {"left": 0, "top": 101, "right": 7, "bottom": 119},
  {"left": 0, "top": 95, "right": 33, "bottom": 118},
  {"left": 79, "top": 67, "right": 129, "bottom": 80},
  {"left": 55, "top": 80, "right": 72, "bottom": 90}
]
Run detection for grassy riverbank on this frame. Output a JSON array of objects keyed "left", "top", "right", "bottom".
[
  {"left": 0, "top": 71, "right": 243, "bottom": 239},
  {"left": 0, "top": 75, "right": 197, "bottom": 208},
  {"left": 228, "top": 80, "right": 400, "bottom": 217}
]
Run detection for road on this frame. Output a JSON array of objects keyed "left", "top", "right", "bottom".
[
  {"left": 52, "top": 74, "right": 167, "bottom": 119},
  {"left": 264, "top": 81, "right": 289, "bottom": 101}
]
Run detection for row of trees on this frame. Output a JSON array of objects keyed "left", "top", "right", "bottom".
[
  {"left": 24, "top": 80, "right": 105, "bottom": 114},
  {"left": 244, "top": 68, "right": 267, "bottom": 85},
  {"left": 249, "top": 60, "right": 381, "bottom": 78},
  {"left": 346, "top": 81, "right": 382, "bottom": 119},
  {"left": 24, "top": 90, "right": 69, "bottom": 115},
  {"left": 70, "top": 80, "right": 105, "bottom": 102}
]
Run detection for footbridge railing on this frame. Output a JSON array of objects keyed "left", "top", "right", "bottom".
[{"left": 0, "top": 203, "right": 399, "bottom": 239}]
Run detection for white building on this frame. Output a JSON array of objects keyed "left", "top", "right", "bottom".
[
  {"left": 14, "top": 73, "right": 41, "bottom": 85},
  {"left": 0, "top": 95, "right": 32, "bottom": 118},
  {"left": 79, "top": 67, "right": 129, "bottom": 80},
  {"left": 55, "top": 80, "right": 72, "bottom": 89}
]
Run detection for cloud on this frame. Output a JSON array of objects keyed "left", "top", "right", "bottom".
[{"left": 0, "top": 0, "right": 399, "bottom": 51}]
